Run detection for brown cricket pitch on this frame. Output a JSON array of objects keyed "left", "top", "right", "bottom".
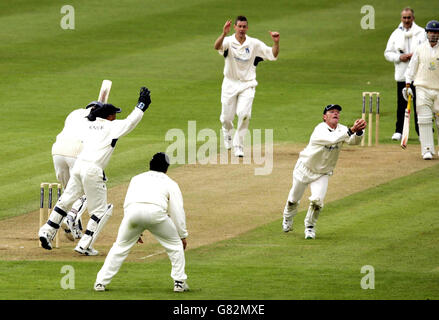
[{"left": 0, "top": 143, "right": 435, "bottom": 262}]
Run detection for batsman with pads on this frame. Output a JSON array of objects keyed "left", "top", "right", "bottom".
[
  {"left": 403, "top": 20, "right": 439, "bottom": 160},
  {"left": 282, "top": 104, "right": 366, "bottom": 239},
  {"left": 53, "top": 80, "right": 113, "bottom": 241},
  {"left": 39, "top": 86, "right": 152, "bottom": 255}
]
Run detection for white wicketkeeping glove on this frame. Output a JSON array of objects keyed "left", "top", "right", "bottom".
[{"left": 402, "top": 86, "right": 413, "bottom": 101}]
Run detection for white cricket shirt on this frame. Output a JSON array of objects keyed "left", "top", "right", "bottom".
[
  {"left": 123, "top": 170, "right": 188, "bottom": 239},
  {"left": 218, "top": 34, "right": 277, "bottom": 81},
  {"left": 52, "top": 108, "right": 90, "bottom": 157},
  {"left": 405, "top": 41, "right": 439, "bottom": 90},
  {"left": 384, "top": 22, "right": 426, "bottom": 82},
  {"left": 298, "top": 122, "right": 363, "bottom": 175},
  {"left": 77, "top": 108, "right": 143, "bottom": 169}
]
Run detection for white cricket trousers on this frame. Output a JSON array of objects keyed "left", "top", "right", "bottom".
[
  {"left": 284, "top": 161, "right": 329, "bottom": 228},
  {"left": 52, "top": 154, "right": 76, "bottom": 188},
  {"left": 220, "top": 77, "right": 257, "bottom": 149},
  {"left": 416, "top": 86, "right": 439, "bottom": 156},
  {"left": 41, "top": 160, "right": 107, "bottom": 240},
  {"left": 96, "top": 203, "right": 187, "bottom": 286},
  {"left": 52, "top": 155, "right": 87, "bottom": 217}
]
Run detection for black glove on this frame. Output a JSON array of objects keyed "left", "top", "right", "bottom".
[{"left": 136, "top": 87, "right": 151, "bottom": 112}]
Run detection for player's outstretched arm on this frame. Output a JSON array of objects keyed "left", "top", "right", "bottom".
[
  {"left": 214, "top": 20, "right": 231, "bottom": 50},
  {"left": 269, "top": 31, "right": 280, "bottom": 57}
]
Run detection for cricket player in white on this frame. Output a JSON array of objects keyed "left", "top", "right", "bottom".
[
  {"left": 384, "top": 7, "right": 426, "bottom": 141},
  {"left": 282, "top": 104, "right": 366, "bottom": 239},
  {"left": 403, "top": 20, "right": 439, "bottom": 160},
  {"left": 94, "top": 152, "right": 189, "bottom": 293},
  {"left": 39, "top": 87, "right": 152, "bottom": 255},
  {"left": 52, "top": 102, "right": 103, "bottom": 241},
  {"left": 214, "top": 16, "right": 279, "bottom": 157}
]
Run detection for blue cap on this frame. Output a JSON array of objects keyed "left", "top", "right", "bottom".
[{"left": 323, "top": 104, "right": 342, "bottom": 114}]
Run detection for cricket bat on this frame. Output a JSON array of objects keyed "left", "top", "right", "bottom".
[
  {"left": 401, "top": 94, "right": 412, "bottom": 149},
  {"left": 98, "top": 80, "right": 112, "bottom": 103}
]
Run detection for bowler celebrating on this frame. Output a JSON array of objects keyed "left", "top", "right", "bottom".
[
  {"left": 282, "top": 104, "right": 366, "bottom": 239},
  {"left": 214, "top": 16, "right": 279, "bottom": 157}
]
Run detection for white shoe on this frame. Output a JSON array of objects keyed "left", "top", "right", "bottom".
[
  {"left": 74, "top": 245, "right": 99, "bottom": 256},
  {"left": 282, "top": 217, "right": 293, "bottom": 233},
  {"left": 391, "top": 132, "right": 402, "bottom": 141},
  {"left": 94, "top": 283, "right": 106, "bottom": 292},
  {"left": 174, "top": 280, "right": 189, "bottom": 292},
  {"left": 223, "top": 135, "right": 232, "bottom": 150},
  {"left": 234, "top": 146, "right": 244, "bottom": 157},
  {"left": 304, "top": 228, "right": 316, "bottom": 239},
  {"left": 423, "top": 152, "right": 433, "bottom": 160},
  {"left": 39, "top": 231, "right": 53, "bottom": 250}
]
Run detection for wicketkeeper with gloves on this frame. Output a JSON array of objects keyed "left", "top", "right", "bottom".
[
  {"left": 403, "top": 20, "right": 439, "bottom": 160},
  {"left": 39, "top": 87, "right": 152, "bottom": 255}
]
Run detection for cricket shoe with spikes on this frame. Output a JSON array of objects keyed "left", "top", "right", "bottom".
[
  {"left": 234, "top": 146, "right": 244, "bottom": 157},
  {"left": 282, "top": 217, "right": 293, "bottom": 233},
  {"left": 174, "top": 280, "right": 189, "bottom": 292},
  {"left": 94, "top": 283, "right": 106, "bottom": 292},
  {"left": 304, "top": 227, "right": 316, "bottom": 240},
  {"left": 39, "top": 230, "right": 54, "bottom": 250},
  {"left": 423, "top": 152, "right": 433, "bottom": 160},
  {"left": 74, "top": 245, "right": 99, "bottom": 256}
]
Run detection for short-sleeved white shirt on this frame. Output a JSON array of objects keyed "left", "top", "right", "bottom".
[{"left": 218, "top": 35, "right": 277, "bottom": 81}]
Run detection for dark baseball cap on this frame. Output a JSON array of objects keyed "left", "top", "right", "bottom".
[
  {"left": 85, "top": 101, "right": 104, "bottom": 109},
  {"left": 87, "top": 103, "right": 121, "bottom": 121},
  {"left": 323, "top": 104, "right": 342, "bottom": 114}
]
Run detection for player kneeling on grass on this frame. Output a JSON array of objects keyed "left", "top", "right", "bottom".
[
  {"left": 94, "top": 152, "right": 189, "bottom": 293},
  {"left": 282, "top": 104, "right": 366, "bottom": 239},
  {"left": 39, "top": 87, "right": 151, "bottom": 255}
]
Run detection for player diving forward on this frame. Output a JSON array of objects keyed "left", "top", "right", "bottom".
[
  {"left": 282, "top": 104, "right": 366, "bottom": 239},
  {"left": 39, "top": 87, "right": 151, "bottom": 255}
]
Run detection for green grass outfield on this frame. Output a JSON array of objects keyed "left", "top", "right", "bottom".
[
  {"left": 1, "top": 0, "right": 438, "bottom": 219},
  {"left": 1, "top": 0, "right": 438, "bottom": 301},
  {"left": 1, "top": 165, "right": 438, "bottom": 300}
]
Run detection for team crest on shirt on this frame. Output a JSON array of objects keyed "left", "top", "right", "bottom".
[
  {"left": 246, "top": 48, "right": 250, "bottom": 54},
  {"left": 429, "top": 61, "right": 437, "bottom": 71}
]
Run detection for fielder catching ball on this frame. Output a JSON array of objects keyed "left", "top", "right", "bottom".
[
  {"left": 214, "top": 16, "right": 279, "bottom": 157},
  {"left": 282, "top": 104, "right": 366, "bottom": 239}
]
